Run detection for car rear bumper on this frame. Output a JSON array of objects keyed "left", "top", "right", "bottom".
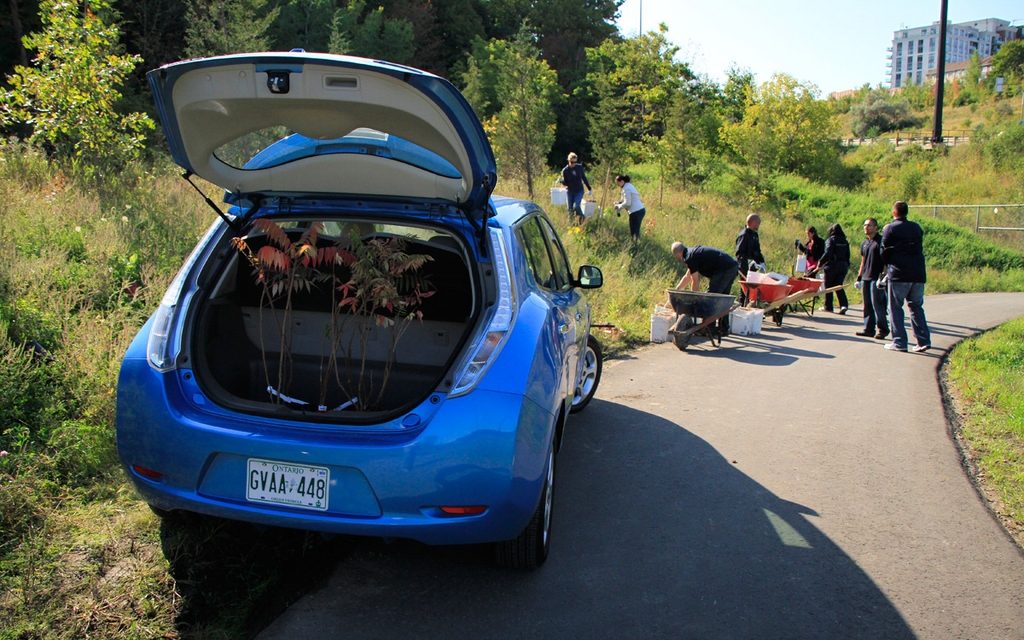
[{"left": 116, "top": 357, "right": 554, "bottom": 545}]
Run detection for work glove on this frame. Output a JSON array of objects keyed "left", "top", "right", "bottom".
[
  {"left": 586, "top": 190, "right": 593, "bottom": 198},
  {"left": 794, "top": 238, "right": 801, "bottom": 249},
  {"left": 854, "top": 280, "right": 863, "bottom": 291}
]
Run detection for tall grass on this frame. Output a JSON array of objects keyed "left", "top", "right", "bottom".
[{"left": 946, "top": 318, "right": 1024, "bottom": 541}]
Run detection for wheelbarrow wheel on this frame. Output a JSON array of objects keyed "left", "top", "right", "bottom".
[
  {"left": 673, "top": 331, "right": 693, "bottom": 350},
  {"left": 672, "top": 316, "right": 696, "bottom": 351}
]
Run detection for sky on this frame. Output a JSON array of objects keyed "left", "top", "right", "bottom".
[{"left": 614, "top": 0, "right": 1024, "bottom": 96}]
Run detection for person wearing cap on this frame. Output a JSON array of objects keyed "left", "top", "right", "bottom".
[
  {"left": 670, "top": 242, "right": 739, "bottom": 332},
  {"left": 559, "top": 152, "right": 592, "bottom": 224}
]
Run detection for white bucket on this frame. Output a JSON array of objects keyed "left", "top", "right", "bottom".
[
  {"left": 650, "top": 309, "right": 676, "bottom": 343},
  {"left": 730, "top": 308, "right": 763, "bottom": 335},
  {"left": 550, "top": 187, "right": 567, "bottom": 206},
  {"left": 582, "top": 200, "right": 597, "bottom": 219}
]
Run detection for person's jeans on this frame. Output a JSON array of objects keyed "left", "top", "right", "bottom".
[
  {"left": 823, "top": 263, "right": 849, "bottom": 311},
  {"left": 628, "top": 208, "right": 645, "bottom": 239},
  {"left": 567, "top": 189, "right": 584, "bottom": 221},
  {"left": 862, "top": 278, "right": 889, "bottom": 335},
  {"left": 887, "top": 281, "right": 930, "bottom": 349}
]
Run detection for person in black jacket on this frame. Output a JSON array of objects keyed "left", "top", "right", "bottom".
[
  {"left": 736, "top": 214, "right": 765, "bottom": 305},
  {"left": 736, "top": 214, "right": 765, "bottom": 276},
  {"left": 855, "top": 218, "right": 889, "bottom": 339},
  {"left": 880, "top": 201, "right": 931, "bottom": 353},
  {"left": 818, "top": 223, "right": 850, "bottom": 314}
]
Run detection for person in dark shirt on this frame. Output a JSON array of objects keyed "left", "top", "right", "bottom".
[
  {"left": 818, "top": 223, "right": 850, "bottom": 314},
  {"left": 736, "top": 214, "right": 766, "bottom": 276},
  {"left": 558, "top": 152, "right": 592, "bottom": 225},
  {"left": 736, "top": 213, "right": 766, "bottom": 305},
  {"left": 671, "top": 242, "right": 739, "bottom": 294},
  {"left": 880, "top": 201, "right": 931, "bottom": 353},
  {"left": 670, "top": 242, "right": 739, "bottom": 333},
  {"left": 795, "top": 226, "right": 824, "bottom": 272},
  {"left": 855, "top": 218, "right": 889, "bottom": 339}
]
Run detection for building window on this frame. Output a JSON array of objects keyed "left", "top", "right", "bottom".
[
  {"left": 897, "top": 42, "right": 903, "bottom": 55},
  {"left": 895, "top": 74, "right": 902, "bottom": 86},
  {"left": 917, "top": 55, "right": 923, "bottom": 69},
  {"left": 916, "top": 71, "right": 922, "bottom": 83},
  {"left": 918, "top": 40, "right": 924, "bottom": 53},
  {"left": 896, "top": 60, "right": 902, "bottom": 71},
  {"left": 930, "top": 37, "right": 936, "bottom": 47}
]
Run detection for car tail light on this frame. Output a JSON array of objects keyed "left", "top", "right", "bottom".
[
  {"left": 449, "top": 227, "right": 516, "bottom": 397},
  {"left": 439, "top": 506, "right": 487, "bottom": 515},
  {"left": 132, "top": 464, "right": 164, "bottom": 480},
  {"left": 148, "top": 220, "right": 222, "bottom": 372}
]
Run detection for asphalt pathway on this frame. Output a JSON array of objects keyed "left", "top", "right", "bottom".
[{"left": 257, "top": 292, "right": 1024, "bottom": 639}]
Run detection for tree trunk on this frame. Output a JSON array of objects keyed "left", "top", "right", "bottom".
[{"left": 8, "top": 0, "right": 27, "bottom": 67}]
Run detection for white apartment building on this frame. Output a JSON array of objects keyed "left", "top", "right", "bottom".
[{"left": 886, "top": 18, "right": 1020, "bottom": 88}]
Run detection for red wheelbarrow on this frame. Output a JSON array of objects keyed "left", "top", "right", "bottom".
[{"left": 665, "top": 289, "right": 739, "bottom": 350}]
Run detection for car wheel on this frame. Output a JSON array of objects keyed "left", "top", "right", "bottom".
[
  {"left": 570, "top": 334, "right": 602, "bottom": 414},
  {"left": 495, "top": 443, "right": 554, "bottom": 569}
]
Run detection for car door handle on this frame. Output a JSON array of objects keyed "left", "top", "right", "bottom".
[{"left": 559, "top": 324, "right": 569, "bottom": 335}]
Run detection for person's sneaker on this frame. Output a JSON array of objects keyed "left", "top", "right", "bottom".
[
  {"left": 884, "top": 343, "right": 908, "bottom": 352},
  {"left": 838, "top": 307, "right": 848, "bottom": 315},
  {"left": 818, "top": 307, "right": 833, "bottom": 312},
  {"left": 911, "top": 344, "right": 931, "bottom": 353},
  {"left": 874, "top": 332, "right": 889, "bottom": 340},
  {"left": 855, "top": 330, "right": 873, "bottom": 337}
]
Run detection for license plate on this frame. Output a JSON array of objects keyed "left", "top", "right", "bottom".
[{"left": 246, "top": 458, "right": 330, "bottom": 511}]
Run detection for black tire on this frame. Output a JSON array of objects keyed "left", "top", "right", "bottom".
[
  {"left": 495, "top": 444, "right": 554, "bottom": 569},
  {"left": 570, "top": 335, "right": 602, "bottom": 413},
  {"left": 672, "top": 316, "right": 695, "bottom": 350}
]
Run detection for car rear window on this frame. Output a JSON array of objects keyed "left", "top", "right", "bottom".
[{"left": 214, "top": 128, "right": 462, "bottom": 179}]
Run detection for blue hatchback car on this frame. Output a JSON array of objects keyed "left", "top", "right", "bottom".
[{"left": 116, "top": 53, "right": 603, "bottom": 569}]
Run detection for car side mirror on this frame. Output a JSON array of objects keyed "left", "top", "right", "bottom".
[{"left": 574, "top": 265, "right": 603, "bottom": 289}]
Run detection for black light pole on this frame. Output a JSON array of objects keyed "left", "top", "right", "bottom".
[{"left": 932, "top": 0, "right": 949, "bottom": 145}]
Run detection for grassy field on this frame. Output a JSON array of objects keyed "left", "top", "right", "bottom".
[
  {"left": 945, "top": 318, "right": 1024, "bottom": 547},
  {"left": 2, "top": 129, "right": 1024, "bottom": 638}
]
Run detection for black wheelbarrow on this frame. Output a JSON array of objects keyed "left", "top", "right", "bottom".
[{"left": 665, "top": 289, "right": 739, "bottom": 350}]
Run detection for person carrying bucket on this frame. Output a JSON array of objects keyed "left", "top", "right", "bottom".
[{"left": 559, "top": 152, "right": 592, "bottom": 225}]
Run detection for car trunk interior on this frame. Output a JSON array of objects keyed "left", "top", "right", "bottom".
[{"left": 191, "top": 219, "right": 476, "bottom": 419}]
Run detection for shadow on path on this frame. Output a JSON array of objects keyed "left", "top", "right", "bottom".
[{"left": 258, "top": 400, "right": 914, "bottom": 640}]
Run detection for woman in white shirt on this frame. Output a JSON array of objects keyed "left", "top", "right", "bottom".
[{"left": 613, "top": 174, "right": 646, "bottom": 240}]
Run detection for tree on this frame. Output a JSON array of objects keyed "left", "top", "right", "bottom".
[
  {"left": 663, "top": 75, "right": 727, "bottom": 188},
  {"left": 848, "top": 90, "right": 920, "bottom": 137},
  {"left": 268, "top": 0, "right": 335, "bottom": 53},
  {"left": 585, "top": 24, "right": 691, "bottom": 169},
  {"left": 990, "top": 40, "right": 1024, "bottom": 90},
  {"left": 329, "top": 0, "right": 414, "bottom": 64},
  {"left": 719, "top": 73, "right": 840, "bottom": 184},
  {"left": 483, "top": 28, "right": 562, "bottom": 199},
  {"left": 184, "top": 0, "right": 280, "bottom": 58},
  {"left": 0, "top": 0, "right": 153, "bottom": 172}
]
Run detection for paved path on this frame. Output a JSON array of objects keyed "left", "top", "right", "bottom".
[{"left": 258, "top": 292, "right": 1024, "bottom": 639}]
